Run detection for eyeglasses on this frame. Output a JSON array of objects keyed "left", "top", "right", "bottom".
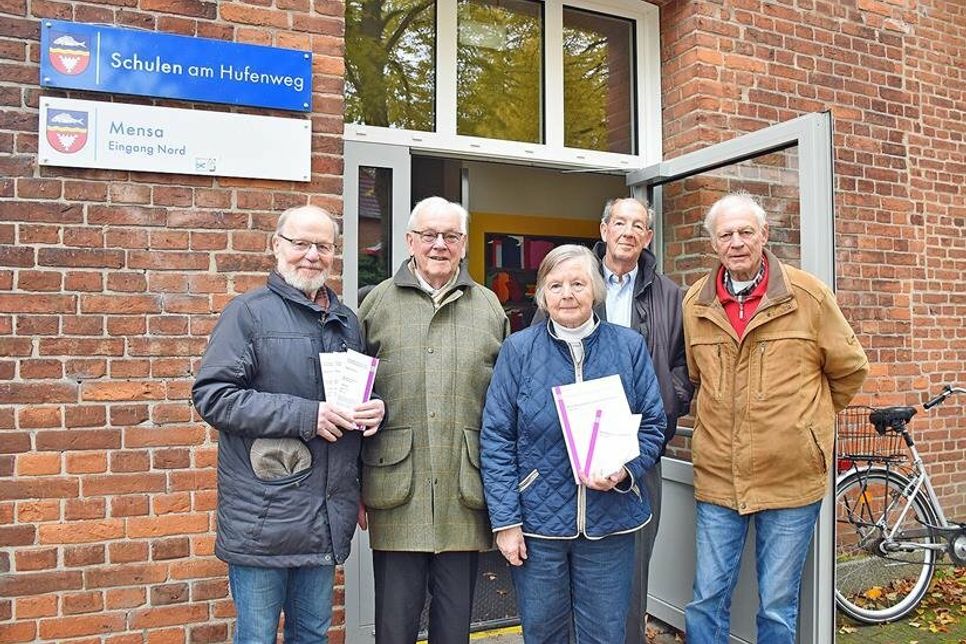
[
  {"left": 277, "top": 232, "right": 336, "bottom": 256},
  {"left": 546, "top": 281, "right": 588, "bottom": 296},
  {"left": 409, "top": 229, "right": 465, "bottom": 245}
]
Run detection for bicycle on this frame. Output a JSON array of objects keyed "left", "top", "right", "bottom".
[{"left": 833, "top": 384, "right": 966, "bottom": 624}]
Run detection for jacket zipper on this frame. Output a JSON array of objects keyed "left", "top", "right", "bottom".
[
  {"left": 756, "top": 342, "right": 766, "bottom": 397},
  {"left": 565, "top": 341, "right": 587, "bottom": 535},
  {"left": 716, "top": 344, "right": 723, "bottom": 395}
]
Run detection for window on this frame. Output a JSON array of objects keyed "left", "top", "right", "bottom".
[
  {"left": 344, "top": 0, "right": 436, "bottom": 131},
  {"left": 345, "top": 0, "right": 659, "bottom": 166},
  {"left": 457, "top": 0, "right": 543, "bottom": 143},
  {"left": 563, "top": 7, "right": 634, "bottom": 153}
]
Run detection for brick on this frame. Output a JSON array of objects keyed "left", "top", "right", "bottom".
[
  {"left": 15, "top": 548, "right": 57, "bottom": 571},
  {"left": 0, "top": 570, "right": 83, "bottom": 597},
  {"left": 16, "top": 270, "right": 61, "bottom": 291},
  {"left": 191, "top": 577, "right": 228, "bottom": 601},
  {"left": 34, "top": 427, "right": 121, "bottom": 451},
  {"left": 0, "top": 382, "right": 75, "bottom": 404},
  {"left": 16, "top": 500, "right": 60, "bottom": 523},
  {"left": 108, "top": 541, "right": 148, "bottom": 563},
  {"left": 65, "top": 497, "right": 106, "bottom": 521},
  {"left": 39, "top": 338, "right": 124, "bottom": 357},
  {"left": 20, "top": 358, "right": 63, "bottom": 379},
  {"left": 110, "top": 450, "right": 150, "bottom": 472},
  {"left": 0, "top": 621, "right": 36, "bottom": 642},
  {"left": 37, "top": 248, "right": 125, "bottom": 268},
  {"left": 152, "top": 536, "right": 190, "bottom": 560},
  {"left": 153, "top": 493, "right": 191, "bottom": 515},
  {"left": 0, "top": 477, "right": 78, "bottom": 501},
  {"left": 110, "top": 404, "right": 150, "bottom": 426},
  {"left": 0, "top": 524, "right": 35, "bottom": 547},
  {"left": 190, "top": 623, "right": 228, "bottom": 642},
  {"left": 65, "top": 405, "right": 107, "bottom": 427},
  {"left": 16, "top": 404, "right": 63, "bottom": 430},
  {"left": 62, "top": 590, "right": 104, "bottom": 615},
  {"left": 0, "top": 432, "right": 31, "bottom": 454},
  {"left": 0, "top": 293, "right": 75, "bottom": 313},
  {"left": 105, "top": 587, "right": 145, "bottom": 610},
  {"left": 82, "top": 473, "right": 166, "bottom": 496},
  {"left": 38, "top": 519, "right": 124, "bottom": 544},
  {"left": 81, "top": 380, "right": 166, "bottom": 402},
  {"left": 150, "top": 582, "right": 189, "bottom": 605},
  {"left": 65, "top": 359, "right": 109, "bottom": 380},
  {"left": 65, "top": 451, "right": 108, "bottom": 474},
  {"left": 80, "top": 294, "right": 163, "bottom": 314},
  {"left": 38, "top": 613, "right": 127, "bottom": 639},
  {"left": 0, "top": 200, "right": 82, "bottom": 223},
  {"left": 130, "top": 603, "right": 208, "bottom": 628},
  {"left": 127, "top": 513, "right": 209, "bottom": 538},
  {"left": 110, "top": 494, "right": 150, "bottom": 517},
  {"left": 16, "top": 451, "right": 61, "bottom": 475},
  {"left": 84, "top": 563, "right": 168, "bottom": 589},
  {"left": 64, "top": 544, "right": 105, "bottom": 567},
  {"left": 128, "top": 250, "right": 209, "bottom": 271}
]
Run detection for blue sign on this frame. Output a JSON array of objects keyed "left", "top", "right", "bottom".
[{"left": 40, "top": 20, "right": 312, "bottom": 112}]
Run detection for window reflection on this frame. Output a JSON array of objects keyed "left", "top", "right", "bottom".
[
  {"left": 563, "top": 7, "right": 634, "bottom": 154},
  {"left": 457, "top": 0, "right": 543, "bottom": 143},
  {"left": 357, "top": 167, "right": 393, "bottom": 302},
  {"left": 345, "top": 0, "right": 436, "bottom": 131}
]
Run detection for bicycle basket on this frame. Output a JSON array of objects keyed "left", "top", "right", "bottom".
[{"left": 835, "top": 406, "right": 906, "bottom": 470}]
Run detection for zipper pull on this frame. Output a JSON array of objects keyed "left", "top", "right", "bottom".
[{"left": 738, "top": 295, "right": 745, "bottom": 320}]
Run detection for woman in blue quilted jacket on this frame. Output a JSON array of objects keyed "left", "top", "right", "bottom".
[{"left": 481, "top": 244, "right": 666, "bottom": 644}]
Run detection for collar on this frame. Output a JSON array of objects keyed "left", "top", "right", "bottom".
[
  {"left": 267, "top": 271, "right": 350, "bottom": 323},
  {"left": 551, "top": 315, "right": 597, "bottom": 342},
  {"left": 695, "top": 248, "right": 792, "bottom": 308},
  {"left": 592, "top": 240, "right": 657, "bottom": 296},
  {"left": 722, "top": 259, "right": 766, "bottom": 297},
  {"left": 603, "top": 261, "right": 639, "bottom": 287}
]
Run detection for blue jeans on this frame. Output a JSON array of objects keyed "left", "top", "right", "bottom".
[
  {"left": 685, "top": 501, "right": 822, "bottom": 644},
  {"left": 228, "top": 563, "right": 334, "bottom": 644},
  {"left": 511, "top": 533, "right": 636, "bottom": 644}
]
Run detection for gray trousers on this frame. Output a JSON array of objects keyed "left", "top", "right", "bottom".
[{"left": 624, "top": 460, "right": 663, "bottom": 644}]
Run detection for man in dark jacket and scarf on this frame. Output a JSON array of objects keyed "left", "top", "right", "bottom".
[
  {"left": 596, "top": 197, "right": 693, "bottom": 644},
  {"left": 193, "top": 205, "right": 385, "bottom": 643}
]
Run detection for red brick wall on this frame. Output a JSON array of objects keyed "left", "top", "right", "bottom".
[
  {"left": 0, "top": 1, "right": 346, "bottom": 642},
  {"left": 657, "top": 0, "right": 965, "bottom": 517}
]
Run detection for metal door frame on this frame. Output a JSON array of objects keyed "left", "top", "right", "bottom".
[{"left": 626, "top": 111, "right": 835, "bottom": 644}]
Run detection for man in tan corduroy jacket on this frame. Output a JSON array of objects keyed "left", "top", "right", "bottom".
[
  {"left": 682, "top": 192, "right": 868, "bottom": 644},
  {"left": 359, "top": 196, "right": 509, "bottom": 644}
]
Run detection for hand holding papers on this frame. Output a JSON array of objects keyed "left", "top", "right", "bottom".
[
  {"left": 319, "top": 349, "right": 380, "bottom": 434},
  {"left": 552, "top": 375, "right": 641, "bottom": 484}
]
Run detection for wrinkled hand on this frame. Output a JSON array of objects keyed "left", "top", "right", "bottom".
[
  {"left": 353, "top": 399, "right": 385, "bottom": 437},
  {"left": 580, "top": 467, "right": 628, "bottom": 491},
  {"left": 496, "top": 526, "right": 527, "bottom": 567},
  {"left": 357, "top": 501, "right": 368, "bottom": 530},
  {"left": 316, "top": 401, "right": 356, "bottom": 442}
]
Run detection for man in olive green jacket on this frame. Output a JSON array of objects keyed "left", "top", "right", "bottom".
[
  {"left": 359, "top": 196, "right": 509, "bottom": 644},
  {"left": 683, "top": 192, "right": 868, "bottom": 644}
]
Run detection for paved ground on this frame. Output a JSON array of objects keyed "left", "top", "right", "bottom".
[{"left": 471, "top": 617, "right": 683, "bottom": 643}]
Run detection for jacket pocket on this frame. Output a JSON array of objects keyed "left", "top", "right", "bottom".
[
  {"left": 458, "top": 427, "right": 486, "bottom": 510},
  {"left": 247, "top": 469, "right": 320, "bottom": 553},
  {"left": 361, "top": 427, "right": 414, "bottom": 510},
  {"left": 518, "top": 469, "right": 539, "bottom": 493},
  {"left": 688, "top": 338, "right": 725, "bottom": 401},
  {"left": 806, "top": 425, "right": 829, "bottom": 473}
]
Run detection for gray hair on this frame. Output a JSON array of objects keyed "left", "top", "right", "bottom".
[
  {"left": 275, "top": 205, "right": 341, "bottom": 241},
  {"left": 601, "top": 197, "right": 654, "bottom": 229},
  {"left": 407, "top": 196, "right": 469, "bottom": 234},
  {"left": 703, "top": 192, "right": 767, "bottom": 236},
  {"left": 534, "top": 245, "right": 606, "bottom": 312}
]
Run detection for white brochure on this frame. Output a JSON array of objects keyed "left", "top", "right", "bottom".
[{"left": 319, "top": 349, "right": 379, "bottom": 410}]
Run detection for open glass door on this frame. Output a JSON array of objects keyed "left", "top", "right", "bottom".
[
  {"left": 343, "top": 141, "right": 412, "bottom": 311},
  {"left": 343, "top": 141, "right": 411, "bottom": 644},
  {"left": 627, "top": 112, "right": 835, "bottom": 644}
]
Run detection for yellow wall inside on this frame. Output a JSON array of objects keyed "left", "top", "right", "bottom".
[{"left": 467, "top": 212, "right": 601, "bottom": 283}]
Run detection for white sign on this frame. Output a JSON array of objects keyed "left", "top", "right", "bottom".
[{"left": 39, "top": 97, "right": 311, "bottom": 182}]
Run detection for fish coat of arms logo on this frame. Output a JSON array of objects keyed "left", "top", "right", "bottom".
[
  {"left": 47, "top": 32, "right": 91, "bottom": 76},
  {"left": 46, "top": 109, "right": 89, "bottom": 154}
]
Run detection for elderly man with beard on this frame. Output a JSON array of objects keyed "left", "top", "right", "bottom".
[
  {"left": 359, "top": 196, "right": 509, "bottom": 644},
  {"left": 193, "top": 205, "right": 385, "bottom": 643}
]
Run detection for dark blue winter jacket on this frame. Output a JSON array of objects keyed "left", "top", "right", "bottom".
[{"left": 481, "top": 319, "right": 666, "bottom": 539}]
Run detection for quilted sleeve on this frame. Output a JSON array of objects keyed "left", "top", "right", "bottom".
[
  {"left": 481, "top": 338, "right": 524, "bottom": 531},
  {"left": 624, "top": 339, "right": 666, "bottom": 483}
]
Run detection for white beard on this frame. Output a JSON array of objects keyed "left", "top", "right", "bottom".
[{"left": 278, "top": 264, "right": 328, "bottom": 296}]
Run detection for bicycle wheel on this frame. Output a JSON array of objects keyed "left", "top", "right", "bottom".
[{"left": 834, "top": 468, "right": 940, "bottom": 624}]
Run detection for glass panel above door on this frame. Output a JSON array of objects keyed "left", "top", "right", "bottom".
[
  {"left": 345, "top": 0, "right": 436, "bottom": 131},
  {"left": 563, "top": 7, "right": 635, "bottom": 154},
  {"left": 457, "top": 0, "right": 543, "bottom": 143}
]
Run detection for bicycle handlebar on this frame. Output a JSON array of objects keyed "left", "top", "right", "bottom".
[{"left": 923, "top": 384, "right": 964, "bottom": 410}]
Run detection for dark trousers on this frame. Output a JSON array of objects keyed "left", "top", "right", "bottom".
[
  {"left": 372, "top": 550, "right": 479, "bottom": 644},
  {"left": 624, "top": 461, "right": 663, "bottom": 644}
]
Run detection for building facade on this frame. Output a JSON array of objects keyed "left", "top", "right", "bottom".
[{"left": 0, "top": 0, "right": 962, "bottom": 641}]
